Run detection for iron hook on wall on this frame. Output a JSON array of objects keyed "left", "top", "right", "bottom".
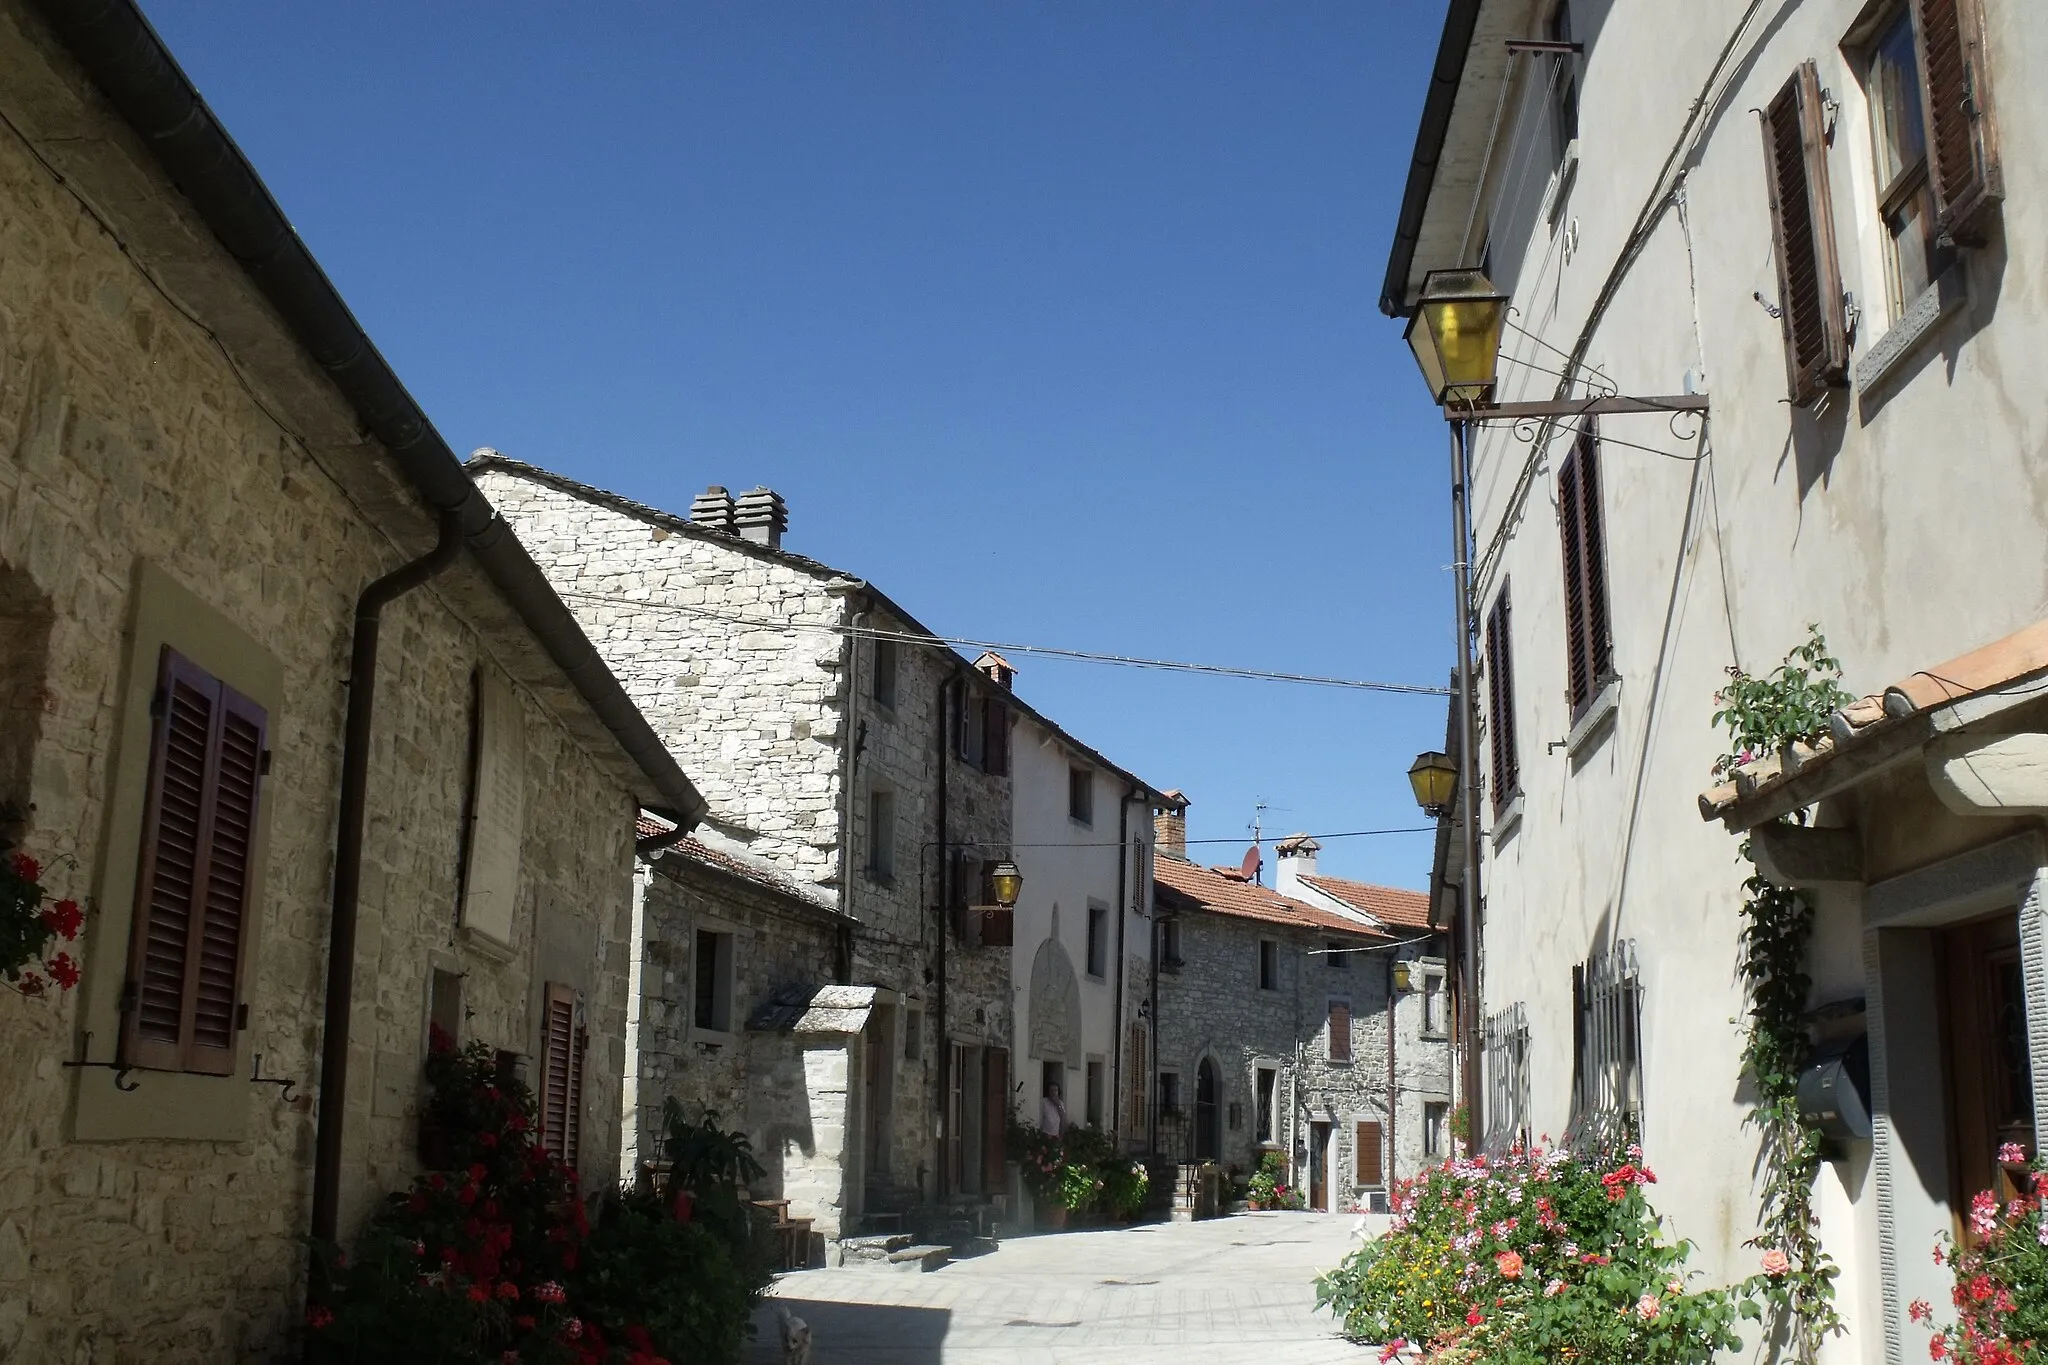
[{"left": 61, "top": 1031, "right": 139, "bottom": 1091}]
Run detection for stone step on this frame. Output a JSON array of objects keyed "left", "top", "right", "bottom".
[
  {"left": 835, "top": 1233, "right": 914, "bottom": 1266},
  {"left": 885, "top": 1243, "right": 953, "bottom": 1273}
]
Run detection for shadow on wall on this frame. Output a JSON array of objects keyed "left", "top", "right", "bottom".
[{"left": 742, "top": 1298, "right": 952, "bottom": 1364}]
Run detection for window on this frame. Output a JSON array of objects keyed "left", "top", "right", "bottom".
[
  {"left": 120, "top": 647, "right": 267, "bottom": 1075},
  {"left": 1085, "top": 1058, "right": 1105, "bottom": 1127},
  {"left": 956, "top": 690, "right": 985, "bottom": 769},
  {"left": 1068, "top": 765, "right": 1094, "bottom": 825},
  {"left": 692, "top": 928, "right": 734, "bottom": 1033},
  {"left": 1258, "top": 938, "right": 1278, "bottom": 991},
  {"left": 1760, "top": 61, "right": 1850, "bottom": 405},
  {"left": 429, "top": 968, "right": 464, "bottom": 1050},
  {"left": 1545, "top": 1, "right": 1580, "bottom": 166},
  {"left": 1568, "top": 945, "right": 1643, "bottom": 1153},
  {"left": 539, "top": 981, "right": 585, "bottom": 1163},
  {"left": 1557, "top": 426, "right": 1613, "bottom": 722},
  {"left": 905, "top": 1007, "right": 924, "bottom": 1061},
  {"left": 1160, "top": 917, "right": 1183, "bottom": 969},
  {"left": 866, "top": 787, "right": 896, "bottom": 882},
  {"left": 1424, "top": 1101, "right": 1450, "bottom": 1158},
  {"left": 983, "top": 698, "right": 1010, "bottom": 777},
  {"left": 1086, "top": 904, "right": 1109, "bottom": 978},
  {"left": 1483, "top": 1002, "right": 1533, "bottom": 1156},
  {"left": 1328, "top": 1000, "right": 1353, "bottom": 1063},
  {"left": 872, "top": 637, "right": 899, "bottom": 710},
  {"left": 1485, "top": 587, "right": 1520, "bottom": 806},
  {"left": 1422, "top": 968, "right": 1448, "bottom": 1038},
  {"left": 1328, "top": 940, "right": 1349, "bottom": 970},
  {"left": 1256, "top": 1066, "right": 1278, "bottom": 1143},
  {"left": 1355, "top": 1120, "right": 1384, "bottom": 1187},
  {"left": 1126, "top": 1023, "right": 1149, "bottom": 1131},
  {"left": 1158, "top": 1070, "right": 1182, "bottom": 1116}
]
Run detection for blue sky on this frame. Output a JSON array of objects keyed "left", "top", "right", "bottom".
[{"left": 141, "top": 1, "right": 1457, "bottom": 890}]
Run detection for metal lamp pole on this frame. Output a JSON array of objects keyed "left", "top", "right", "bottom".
[{"left": 1448, "top": 414, "right": 1485, "bottom": 1149}]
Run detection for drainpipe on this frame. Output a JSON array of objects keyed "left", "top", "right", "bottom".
[
  {"left": 1112, "top": 788, "right": 1132, "bottom": 1148},
  {"left": 1386, "top": 951, "right": 1400, "bottom": 1194},
  {"left": 841, "top": 605, "right": 868, "bottom": 927},
  {"left": 311, "top": 510, "right": 464, "bottom": 1246},
  {"left": 933, "top": 672, "right": 952, "bottom": 1198},
  {"left": 1148, "top": 906, "right": 1161, "bottom": 1156}
]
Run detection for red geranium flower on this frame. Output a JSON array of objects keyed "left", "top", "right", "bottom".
[
  {"left": 305, "top": 1305, "right": 334, "bottom": 1330},
  {"left": 46, "top": 953, "right": 79, "bottom": 990},
  {"left": 9, "top": 853, "right": 40, "bottom": 882},
  {"left": 497, "top": 1281, "right": 520, "bottom": 1301},
  {"left": 469, "top": 1164, "right": 489, "bottom": 1183},
  {"left": 41, "top": 899, "right": 83, "bottom": 941},
  {"left": 467, "top": 1282, "right": 491, "bottom": 1303},
  {"left": 16, "top": 973, "right": 43, "bottom": 996}
]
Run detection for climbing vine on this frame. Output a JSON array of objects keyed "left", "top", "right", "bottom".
[{"left": 1711, "top": 626, "right": 1856, "bottom": 1361}]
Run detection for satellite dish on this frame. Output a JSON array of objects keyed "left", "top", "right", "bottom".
[{"left": 1238, "top": 845, "right": 1262, "bottom": 883}]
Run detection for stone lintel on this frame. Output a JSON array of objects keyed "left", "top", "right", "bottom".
[
  {"left": 1927, "top": 731, "right": 2048, "bottom": 817},
  {"left": 1750, "top": 823, "right": 1864, "bottom": 888}
]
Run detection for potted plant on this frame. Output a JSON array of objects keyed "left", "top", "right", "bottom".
[{"left": 0, "top": 842, "right": 83, "bottom": 998}]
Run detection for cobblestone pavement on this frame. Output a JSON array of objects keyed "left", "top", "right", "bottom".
[{"left": 744, "top": 1211, "right": 1370, "bottom": 1364}]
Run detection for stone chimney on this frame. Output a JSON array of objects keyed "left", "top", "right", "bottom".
[
  {"left": 1155, "top": 790, "right": 1189, "bottom": 859},
  {"left": 1274, "top": 833, "right": 1320, "bottom": 899},
  {"left": 974, "top": 651, "right": 1016, "bottom": 690},
  {"left": 733, "top": 487, "right": 789, "bottom": 550},
  {"left": 689, "top": 485, "right": 735, "bottom": 535}
]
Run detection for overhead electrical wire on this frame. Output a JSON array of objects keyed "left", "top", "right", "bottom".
[{"left": 552, "top": 591, "right": 1452, "bottom": 696}]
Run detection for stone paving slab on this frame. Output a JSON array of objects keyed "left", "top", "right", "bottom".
[{"left": 745, "top": 1211, "right": 1371, "bottom": 1364}]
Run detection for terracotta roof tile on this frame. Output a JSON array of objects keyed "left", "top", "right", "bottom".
[
  {"left": 1300, "top": 875, "right": 1433, "bottom": 930},
  {"left": 1154, "top": 857, "right": 1390, "bottom": 938}
]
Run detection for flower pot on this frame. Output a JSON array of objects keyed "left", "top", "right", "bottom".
[{"left": 1040, "top": 1205, "right": 1068, "bottom": 1230}]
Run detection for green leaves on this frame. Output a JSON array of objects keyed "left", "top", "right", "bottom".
[{"left": 1710, "top": 625, "right": 1856, "bottom": 776}]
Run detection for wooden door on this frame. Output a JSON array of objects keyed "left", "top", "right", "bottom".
[
  {"left": 1939, "top": 912, "right": 2034, "bottom": 1222},
  {"left": 1309, "top": 1121, "right": 1330, "bottom": 1211},
  {"left": 1195, "top": 1058, "right": 1220, "bottom": 1160},
  {"left": 983, "top": 1046, "right": 1009, "bottom": 1193}
]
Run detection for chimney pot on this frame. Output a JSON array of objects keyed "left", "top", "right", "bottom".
[
  {"left": 689, "top": 485, "right": 736, "bottom": 535},
  {"left": 1274, "top": 833, "right": 1320, "bottom": 898},
  {"left": 733, "top": 486, "right": 789, "bottom": 550},
  {"left": 1154, "top": 791, "right": 1189, "bottom": 859},
  {"left": 974, "top": 651, "right": 1016, "bottom": 690}
]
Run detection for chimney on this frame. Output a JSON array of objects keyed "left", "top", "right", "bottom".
[
  {"left": 1154, "top": 790, "right": 1189, "bottom": 859},
  {"left": 1274, "top": 833, "right": 1320, "bottom": 899},
  {"left": 689, "top": 485, "right": 736, "bottom": 535},
  {"left": 974, "top": 651, "right": 1016, "bottom": 690},
  {"left": 733, "top": 487, "right": 789, "bottom": 550}
]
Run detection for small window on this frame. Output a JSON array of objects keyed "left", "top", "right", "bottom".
[
  {"left": 904, "top": 1007, "right": 924, "bottom": 1061},
  {"left": 121, "top": 646, "right": 268, "bottom": 1075},
  {"left": 1355, "top": 1120, "right": 1384, "bottom": 1187},
  {"left": 872, "top": 637, "right": 899, "bottom": 710},
  {"left": 1085, "top": 1058, "right": 1105, "bottom": 1127},
  {"left": 956, "top": 690, "right": 986, "bottom": 769},
  {"left": 1160, "top": 917, "right": 1183, "bottom": 969},
  {"left": 1423, "top": 969, "right": 1448, "bottom": 1038},
  {"left": 1545, "top": 0, "right": 1579, "bottom": 166},
  {"left": 1086, "top": 904, "right": 1109, "bottom": 978},
  {"left": 1424, "top": 1101, "right": 1450, "bottom": 1158},
  {"left": 1558, "top": 426, "right": 1613, "bottom": 722},
  {"left": 1159, "top": 1070, "right": 1182, "bottom": 1116},
  {"left": 429, "top": 968, "right": 464, "bottom": 1051},
  {"left": 1486, "top": 587, "right": 1520, "bottom": 807},
  {"left": 1328, "top": 1000, "right": 1353, "bottom": 1063},
  {"left": 1327, "top": 940, "right": 1349, "bottom": 970},
  {"left": 1068, "top": 765, "right": 1094, "bottom": 825},
  {"left": 867, "top": 788, "right": 896, "bottom": 882},
  {"left": 1568, "top": 944, "right": 1644, "bottom": 1150},
  {"left": 692, "top": 929, "right": 735, "bottom": 1033},
  {"left": 983, "top": 699, "right": 1011, "bottom": 777},
  {"left": 1258, "top": 939, "right": 1278, "bottom": 991},
  {"left": 1255, "top": 1066, "right": 1277, "bottom": 1143},
  {"left": 539, "top": 982, "right": 585, "bottom": 1164}
]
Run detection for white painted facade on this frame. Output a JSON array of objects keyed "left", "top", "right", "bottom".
[
  {"left": 1007, "top": 705, "right": 1156, "bottom": 1142},
  {"left": 1387, "top": 2, "right": 2048, "bottom": 1362}
]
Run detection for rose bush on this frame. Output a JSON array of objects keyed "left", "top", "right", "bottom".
[
  {"left": 1916, "top": 1151, "right": 2048, "bottom": 1365},
  {"left": 1249, "top": 1152, "right": 1305, "bottom": 1211},
  {"left": 1317, "top": 1144, "right": 1760, "bottom": 1364}
]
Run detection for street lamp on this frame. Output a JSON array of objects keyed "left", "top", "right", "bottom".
[
  {"left": 1404, "top": 269, "right": 1508, "bottom": 406},
  {"left": 1407, "top": 750, "right": 1458, "bottom": 818},
  {"left": 988, "top": 860, "right": 1023, "bottom": 909}
]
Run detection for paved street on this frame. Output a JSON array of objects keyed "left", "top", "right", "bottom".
[{"left": 745, "top": 1212, "right": 1370, "bottom": 1364}]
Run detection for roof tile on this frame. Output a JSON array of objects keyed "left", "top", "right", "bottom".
[{"left": 1155, "top": 857, "right": 1391, "bottom": 938}]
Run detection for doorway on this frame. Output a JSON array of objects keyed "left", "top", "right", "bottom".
[
  {"left": 1309, "top": 1121, "right": 1331, "bottom": 1211},
  {"left": 1939, "top": 913, "right": 2034, "bottom": 1218},
  {"left": 1195, "top": 1057, "right": 1221, "bottom": 1160},
  {"left": 864, "top": 1003, "right": 896, "bottom": 1201}
]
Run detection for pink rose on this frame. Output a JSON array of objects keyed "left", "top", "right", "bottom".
[{"left": 1760, "top": 1249, "right": 1791, "bottom": 1276}]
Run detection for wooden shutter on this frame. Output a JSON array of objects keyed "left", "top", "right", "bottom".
[
  {"left": 1127, "top": 1024, "right": 1147, "bottom": 1131},
  {"left": 123, "top": 647, "right": 266, "bottom": 1075},
  {"left": 1558, "top": 427, "right": 1614, "bottom": 719},
  {"left": 1484, "top": 589, "right": 1518, "bottom": 809},
  {"left": 982, "top": 1047, "right": 1009, "bottom": 1191},
  {"left": 1355, "top": 1120, "right": 1383, "bottom": 1186},
  {"left": 540, "top": 982, "right": 583, "bottom": 1166},
  {"left": 1913, "top": 0, "right": 2001, "bottom": 244},
  {"left": 1329, "top": 1002, "right": 1352, "bottom": 1062},
  {"left": 983, "top": 699, "right": 1010, "bottom": 776},
  {"left": 1760, "top": 62, "right": 1849, "bottom": 405}
]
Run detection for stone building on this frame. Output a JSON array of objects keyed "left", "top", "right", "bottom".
[
  {"left": 1149, "top": 808, "right": 1447, "bottom": 1213},
  {"left": 0, "top": 4, "right": 704, "bottom": 1358},
  {"left": 468, "top": 458, "right": 1016, "bottom": 1223},
  {"left": 1388, "top": 0, "right": 2048, "bottom": 1352}
]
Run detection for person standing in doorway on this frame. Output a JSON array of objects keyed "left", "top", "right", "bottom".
[{"left": 1040, "top": 1081, "right": 1067, "bottom": 1136}]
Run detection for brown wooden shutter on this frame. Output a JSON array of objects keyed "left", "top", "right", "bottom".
[
  {"left": 1760, "top": 62, "right": 1848, "bottom": 405},
  {"left": 1558, "top": 427, "right": 1613, "bottom": 720},
  {"left": 123, "top": 647, "right": 265, "bottom": 1075},
  {"left": 983, "top": 700, "right": 1010, "bottom": 776},
  {"left": 540, "top": 982, "right": 583, "bottom": 1165},
  {"left": 1329, "top": 1002, "right": 1352, "bottom": 1062},
  {"left": 982, "top": 1047, "right": 1009, "bottom": 1190},
  {"left": 1913, "top": 0, "right": 2001, "bottom": 244},
  {"left": 1355, "top": 1120, "right": 1383, "bottom": 1186},
  {"left": 1485, "top": 589, "right": 1518, "bottom": 809}
]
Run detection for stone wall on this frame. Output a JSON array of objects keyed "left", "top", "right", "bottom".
[{"left": 0, "top": 14, "right": 641, "bottom": 1357}]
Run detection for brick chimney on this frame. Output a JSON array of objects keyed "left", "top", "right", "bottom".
[
  {"left": 974, "top": 651, "right": 1016, "bottom": 690},
  {"left": 689, "top": 485, "right": 735, "bottom": 534},
  {"left": 1274, "top": 833, "right": 1320, "bottom": 899},
  {"left": 1155, "top": 790, "right": 1189, "bottom": 859},
  {"left": 733, "top": 487, "right": 788, "bottom": 550}
]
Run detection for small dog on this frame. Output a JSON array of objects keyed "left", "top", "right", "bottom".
[{"left": 779, "top": 1307, "right": 812, "bottom": 1365}]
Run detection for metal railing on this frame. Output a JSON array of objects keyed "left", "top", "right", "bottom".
[
  {"left": 1480, "top": 1002, "right": 1530, "bottom": 1156},
  {"left": 1566, "top": 940, "right": 1643, "bottom": 1156}
]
